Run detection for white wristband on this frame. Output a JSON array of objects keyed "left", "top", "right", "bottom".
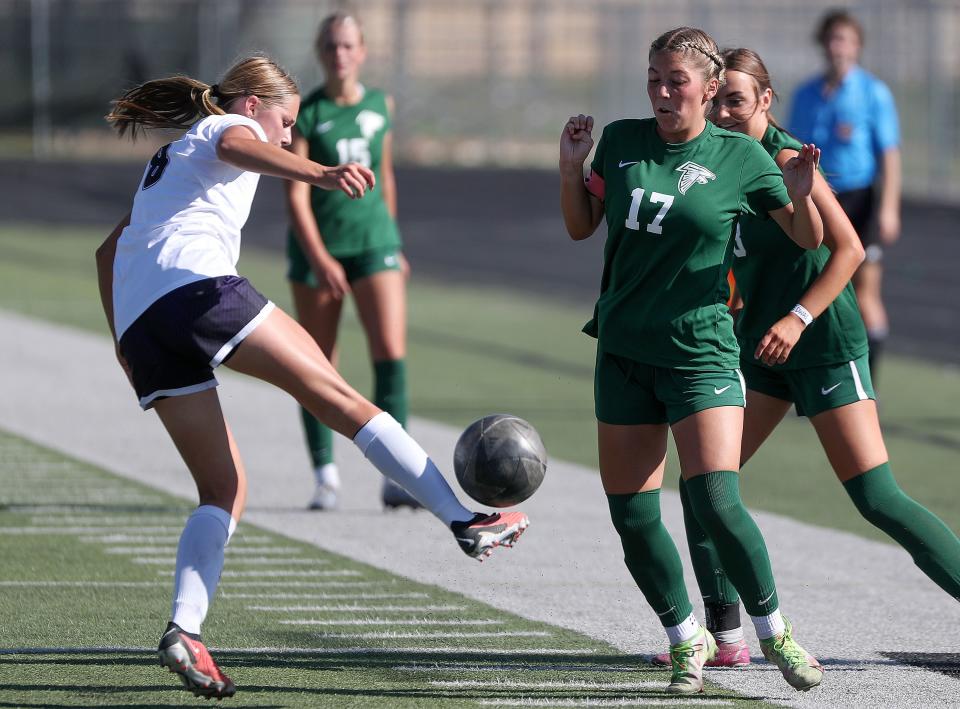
[{"left": 790, "top": 304, "right": 814, "bottom": 327}]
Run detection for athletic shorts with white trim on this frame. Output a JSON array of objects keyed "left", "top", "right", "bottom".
[
  {"left": 595, "top": 350, "right": 745, "bottom": 425},
  {"left": 740, "top": 352, "right": 875, "bottom": 417},
  {"left": 118, "top": 276, "right": 274, "bottom": 409}
]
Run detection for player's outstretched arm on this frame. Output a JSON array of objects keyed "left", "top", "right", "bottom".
[
  {"left": 559, "top": 114, "right": 603, "bottom": 240},
  {"left": 217, "top": 126, "right": 374, "bottom": 199},
  {"left": 770, "top": 143, "right": 823, "bottom": 250}
]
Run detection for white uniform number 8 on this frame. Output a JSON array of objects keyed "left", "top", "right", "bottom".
[
  {"left": 336, "top": 138, "right": 371, "bottom": 168},
  {"left": 625, "top": 188, "right": 675, "bottom": 235}
]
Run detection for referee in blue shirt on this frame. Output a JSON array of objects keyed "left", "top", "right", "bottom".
[{"left": 789, "top": 9, "right": 901, "bottom": 383}]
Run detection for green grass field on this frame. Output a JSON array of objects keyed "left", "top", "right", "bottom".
[
  {"left": 1, "top": 223, "right": 959, "bottom": 706},
  {"left": 2, "top": 224, "right": 958, "bottom": 541}
]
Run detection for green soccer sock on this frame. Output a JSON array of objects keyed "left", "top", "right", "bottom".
[
  {"left": 607, "top": 491, "right": 694, "bottom": 627},
  {"left": 684, "top": 471, "right": 779, "bottom": 617},
  {"left": 374, "top": 359, "right": 408, "bottom": 428},
  {"left": 679, "top": 476, "right": 741, "bottom": 608},
  {"left": 300, "top": 407, "right": 334, "bottom": 469},
  {"left": 844, "top": 463, "right": 960, "bottom": 600}
]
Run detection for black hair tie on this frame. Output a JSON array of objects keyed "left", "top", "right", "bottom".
[{"left": 209, "top": 84, "right": 220, "bottom": 98}]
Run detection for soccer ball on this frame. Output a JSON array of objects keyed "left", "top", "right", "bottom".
[{"left": 453, "top": 414, "right": 547, "bottom": 508}]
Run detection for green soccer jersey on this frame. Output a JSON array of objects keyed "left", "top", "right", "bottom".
[
  {"left": 288, "top": 85, "right": 400, "bottom": 258},
  {"left": 732, "top": 124, "right": 868, "bottom": 370},
  {"left": 584, "top": 119, "right": 791, "bottom": 369}
]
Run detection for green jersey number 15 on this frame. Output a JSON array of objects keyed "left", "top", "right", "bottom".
[{"left": 336, "top": 138, "right": 372, "bottom": 168}]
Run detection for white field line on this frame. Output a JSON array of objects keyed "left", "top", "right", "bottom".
[
  {"left": 160, "top": 569, "right": 359, "bottom": 578},
  {"left": 280, "top": 619, "right": 501, "bottom": 626},
  {"left": 477, "top": 700, "right": 732, "bottom": 708},
  {"left": 104, "top": 546, "right": 304, "bottom": 555},
  {"left": 81, "top": 534, "right": 273, "bottom": 543},
  {"left": 431, "top": 680, "right": 662, "bottom": 690},
  {"left": 219, "top": 581, "right": 377, "bottom": 588},
  {"left": 394, "top": 663, "right": 636, "bottom": 673},
  {"left": 0, "top": 645, "right": 595, "bottom": 656},
  {"left": 250, "top": 604, "right": 466, "bottom": 612},
  {"left": 221, "top": 592, "right": 430, "bottom": 600},
  {"left": 0, "top": 526, "right": 182, "bottom": 535},
  {"left": 30, "top": 515, "right": 188, "bottom": 525},
  {"left": 0, "top": 581, "right": 163, "bottom": 588},
  {"left": 133, "top": 556, "right": 318, "bottom": 565},
  {"left": 315, "top": 631, "right": 552, "bottom": 639}
]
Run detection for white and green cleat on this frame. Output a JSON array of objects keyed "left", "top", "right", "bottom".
[
  {"left": 665, "top": 626, "right": 717, "bottom": 695},
  {"left": 760, "top": 617, "right": 823, "bottom": 692}
]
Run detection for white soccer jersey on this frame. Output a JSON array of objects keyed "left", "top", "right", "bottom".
[{"left": 112, "top": 114, "right": 268, "bottom": 339}]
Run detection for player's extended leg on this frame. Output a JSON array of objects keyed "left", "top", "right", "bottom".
[
  {"left": 353, "top": 268, "right": 419, "bottom": 509},
  {"left": 812, "top": 400, "right": 960, "bottom": 598},
  {"left": 599, "top": 421, "right": 714, "bottom": 694},
  {"left": 853, "top": 260, "right": 888, "bottom": 383},
  {"left": 674, "top": 406, "right": 822, "bottom": 691},
  {"left": 225, "top": 306, "right": 527, "bottom": 559},
  {"left": 291, "top": 281, "right": 343, "bottom": 509},
  {"left": 153, "top": 389, "right": 244, "bottom": 699}
]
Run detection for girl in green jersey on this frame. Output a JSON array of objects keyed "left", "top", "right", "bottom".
[
  {"left": 286, "top": 13, "right": 418, "bottom": 510},
  {"left": 655, "top": 46, "right": 960, "bottom": 668},
  {"left": 560, "top": 27, "right": 824, "bottom": 695}
]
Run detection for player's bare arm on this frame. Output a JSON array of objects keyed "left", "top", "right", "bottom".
[
  {"left": 94, "top": 212, "right": 133, "bottom": 381},
  {"left": 559, "top": 114, "right": 604, "bottom": 240},
  {"left": 217, "top": 125, "right": 374, "bottom": 198},
  {"left": 770, "top": 143, "right": 823, "bottom": 250}
]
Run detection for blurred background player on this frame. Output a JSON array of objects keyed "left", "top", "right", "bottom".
[
  {"left": 789, "top": 9, "right": 902, "bottom": 385},
  {"left": 653, "top": 46, "right": 960, "bottom": 668},
  {"left": 97, "top": 55, "right": 529, "bottom": 699},
  {"left": 286, "top": 12, "right": 419, "bottom": 511},
  {"left": 560, "top": 26, "right": 824, "bottom": 696}
]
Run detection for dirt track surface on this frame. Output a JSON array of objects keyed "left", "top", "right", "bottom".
[{"left": 1, "top": 160, "right": 956, "bottom": 363}]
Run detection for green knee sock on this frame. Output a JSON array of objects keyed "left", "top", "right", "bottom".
[
  {"left": 374, "top": 359, "right": 408, "bottom": 427},
  {"left": 300, "top": 407, "right": 333, "bottom": 468},
  {"left": 607, "top": 491, "right": 694, "bottom": 627},
  {"left": 684, "top": 471, "right": 778, "bottom": 617},
  {"left": 679, "top": 476, "right": 741, "bottom": 607},
  {"left": 844, "top": 463, "right": 960, "bottom": 600}
]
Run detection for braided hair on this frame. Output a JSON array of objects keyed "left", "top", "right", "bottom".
[{"left": 649, "top": 27, "right": 726, "bottom": 86}]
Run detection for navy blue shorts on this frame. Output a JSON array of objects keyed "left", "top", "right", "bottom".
[{"left": 118, "top": 276, "right": 274, "bottom": 409}]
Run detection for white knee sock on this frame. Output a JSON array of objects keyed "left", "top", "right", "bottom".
[
  {"left": 353, "top": 412, "right": 473, "bottom": 526},
  {"left": 171, "top": 505, "right": 236, "bottom": 635}
]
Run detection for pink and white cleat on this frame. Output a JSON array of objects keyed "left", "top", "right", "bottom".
[{"left": 653, "top": 636, "right": 751, "bottom": 668}]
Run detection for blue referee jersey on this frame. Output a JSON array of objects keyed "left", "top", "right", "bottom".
[{"left": 788, "top": 66, "right": 900, "bottom": 192}]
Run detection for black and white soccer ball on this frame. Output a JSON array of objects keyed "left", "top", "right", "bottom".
[{"left": 453, "top": 414, "right": 547, "bottom": 508}]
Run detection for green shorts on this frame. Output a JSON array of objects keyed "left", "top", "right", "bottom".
[
  {"left": 595, "top": 350, "right": 746, "bottom": 425},
  {"left": 287, "top": 245, "right": 402, "bottom": 287},
  {"left": 740, "top": 353, "right": 875, "bottom": 417}
]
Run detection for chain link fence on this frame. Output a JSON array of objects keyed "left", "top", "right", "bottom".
[{"left": 2, "top": 0, "right": 958, "bottom": 200}]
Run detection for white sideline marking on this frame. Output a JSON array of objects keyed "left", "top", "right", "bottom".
[
  {"left": 0, "top": 644, "right": 595, "bottom": 656},
  {"left": 160, "top": 569, "right": 360, "bottom": 578},
  {"left": 316, "top": 631, "right": 551, "bottom": 639},
  {"left": 82, "top": 534, "right": 273, "bottom": 544},
  {"left": 0, "top": 581, "right": 162, "bottom": 588},
  {"left": 432, "top": 680, "right": 662, "bottom": 689},
  {"left": 250, "top": 604, "right": 466, "bottom": 612},
  {"left": 133, "top": 556, "right": 318, "bottom": 565},
  {"left": 104, "top": 546, "right": 304, "bottom": 555},
  {"left": 281, "top": 619, "right": 501, "bottom": 626},
  {"left": 30, "top": 515, "right": 187, "bottom": 524},
  {"left": 0, "top": 526, "right": 181, "bottom": 535},
  {"left": 221, "top": 581, "right": 376, "bottom": 588},
  {"left": 222, "top": 592, "right": 430, "bottom": 600},
  {"left": 395, "top": 663, "right": 635, "bottom": 673},
  {"left": 477, "top": 700, "right": 733, "bottom": 707}
]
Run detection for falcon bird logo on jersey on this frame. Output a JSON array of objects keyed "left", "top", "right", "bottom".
[
  {"left": 356, "top": 110, "right": 386, "bottom": 140},
  {"left": 675, "top": 161, "right": 716, "bottom": 195}
]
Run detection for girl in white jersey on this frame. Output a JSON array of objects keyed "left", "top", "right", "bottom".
[{"left": 96, "top": 55, "right": 529, "bottom": 700}]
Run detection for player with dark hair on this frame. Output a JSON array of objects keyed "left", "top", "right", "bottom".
[
  {"left": 789, "top": 9, "right": 902, "bottom": 383},
  {"left": 286, "top": 12, "right": 419, "bottom": 510},
  {"left": 96, "top": 53, "right": 529, "bottom": 700},
  {"left": 650, "top": 45, "right": 960, "bottom": 669},
  {"left": 560, "top": 26, "right": 823, "bottom": 696}
]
